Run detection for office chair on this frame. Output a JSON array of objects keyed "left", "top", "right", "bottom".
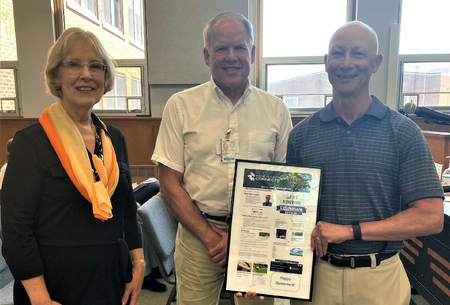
[
  {"left": 138, "top": 193, "right": 177, "bottom": 304},
  {"left": 137, "top": 194, "right": 236, "bottom": 305}
]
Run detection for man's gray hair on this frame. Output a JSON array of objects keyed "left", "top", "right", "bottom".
[{"left": 203, "top": 12, "right": 254, "bottom": 50}]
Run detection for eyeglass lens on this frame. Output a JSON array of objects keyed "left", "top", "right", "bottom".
[{"left": 63, "top": 60, "right": 105, "bottom": 74}]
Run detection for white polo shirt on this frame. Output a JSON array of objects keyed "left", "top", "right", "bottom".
[{"left": 152, "top": 78, "right": 292, "bottom": 216}]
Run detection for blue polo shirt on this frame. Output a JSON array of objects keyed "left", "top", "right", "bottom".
[{"left": 287, "top": 96, "right": 444, "bottom": 255}]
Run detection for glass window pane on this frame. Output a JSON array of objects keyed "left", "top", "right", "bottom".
[
  {"left": 106, "top": 97, "right": 115, "bottom": 109},
  {"left": 418, "top": 93, "right": 450, "bottom": 107},
  {"left": 128, "top": 7, "right": 135, "bottom": 39},
  {"left": 403, "top": 95, "right": 418, "bottom": 107},
  {"left": 136, "top": 15, "right": 143, "bottom": 44},
  {"left": 1, "top": 99, "right": 16, "bottom": 113},
  {"left": 267, "top": 64, "right": 332, "bottom": 108},
  {"left": 129, "top": 77, "right": 142, "bottom": 112},
  {"left": 283, "top": 96, "right": 298, "bottom": 108},
  {"left": 0, "top": 68, "right": 17, "bottom": 113},
  {"left": 262, "top": 0, "right": 347, "bottom": 57},
  {"left": 1, "top": 0, "right": 18, "bottom": 61},
  {"left": 131, "top": 80, "right": 137, "bottom": 95},
  {"left": 97, "top": 67, "right": 143, "bottom": 111},
  {"left": 114, "top": 0, "right": 122, "bottom": 31},
  {"left": 85, "top": 0, "right": 97, "bottom": 15},
  {"left": 0, "top": 69, "right": 16, "bottom": 98},
  {"left": 103, "top": 0, "right": 111, "bottom": 24},
  {"left": 402, "top": 62, "right": 450, "bottom": 107},
  {"left": 403, "top": 63, "right": 450, "bottom": 93},
  {"left": 268, "top": 65, "right": 330, "bottom": 92},
  {"left": 116, "top": 74, "right": 126, "bottom": 109},
  {"left": 129, "top": 99, "right": 141, "bottom": 111},
  {"left": 400, "top": 0, "right": 450, "bottom": 54}
]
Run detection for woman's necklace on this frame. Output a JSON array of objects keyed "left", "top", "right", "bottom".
[{"left": 90, "top": 120, "right": 103, "bottom": 161}]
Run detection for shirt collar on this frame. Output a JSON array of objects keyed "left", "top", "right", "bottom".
[
  {"left": 91, "top": 113, "right": 111, "bottom": 137},
  {"left": 319, "top": 95, "right": 388, "bottom": 122},
  {"left": 209, "top": 76, "right": 252, "bottom": 105}
]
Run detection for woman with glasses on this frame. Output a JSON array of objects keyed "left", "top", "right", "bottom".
[{"left": 1, "top": 28, "right": 145, "bottom": 305}]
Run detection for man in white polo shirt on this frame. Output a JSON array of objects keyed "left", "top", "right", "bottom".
[{"left": 152, "top": 12, "right": 292, "bottom": 305}]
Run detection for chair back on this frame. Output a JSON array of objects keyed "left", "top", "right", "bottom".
[{"left": 137, "top": 193, "right": 177, "bottom": 277}]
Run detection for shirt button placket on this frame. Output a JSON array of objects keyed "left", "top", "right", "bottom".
[{"left": 228, "top": 108, "right": 238, "bottom": 209}]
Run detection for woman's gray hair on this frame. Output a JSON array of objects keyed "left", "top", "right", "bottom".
[
  {"left": 44, "top": 27, "right": 116, "bottom": 99},
  {"left": 203, "top": 12, "right": 254, "bottom": 50}
]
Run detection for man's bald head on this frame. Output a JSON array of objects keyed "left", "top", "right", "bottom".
[
  {"left": 329, "top": 21, "right": 379, "bottom": 56},
  {"left": 325, "top": 21, "right": 383, "bottom": 100}
]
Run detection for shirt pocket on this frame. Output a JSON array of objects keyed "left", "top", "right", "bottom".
[{"left": 248, "top": 132, "right": 276, "bottom": 162}]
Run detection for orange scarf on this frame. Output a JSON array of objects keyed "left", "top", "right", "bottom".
[{"left": 39, "top": 102, "right": 119, "bottom": 221}]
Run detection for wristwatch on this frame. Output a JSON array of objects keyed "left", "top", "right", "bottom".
[{"left": 352, "top": 222, "right": 362, "bottom": 240}]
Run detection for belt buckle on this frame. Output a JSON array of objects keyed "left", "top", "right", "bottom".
[
  {"left": 350, "top": 256, "right": 356, "bottom": 268},
  {"left": 328, "top": 254, "right": 341, "bottom": 265},
  {"left": 225, "top": 215, "right": 231, "bottom": 224}
]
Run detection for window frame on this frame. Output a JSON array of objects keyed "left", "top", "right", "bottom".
[
  {"left": 255, "top": 0, "right": 356, "bottom": 113},
  {"left": 93, "top": 60, "right": 148, "bottom": 115},
  {"left": 114, "top": 59, "right": 148, "bottom": 115},
  {"left": 103, "top": 0, "right": 123, "bottom": 35},
  {"left": 66, "top": 0, "right": 100, "bottom": 25},
  {"left": 106, "top": 72, "right": 127, "bottom": 110},
  {"left": 128, "top": 0, "right": 144, "bottom": 48},
  {"left": 0, "top": 62, "right": 20, "bottom": 116},
  {"left": 130, "top": 76, "right": 142, "bottom": 112},
  {"left": 262, "top": 58, "right": 331, "bottom": 114},
  {"left": 397, "top": 54, "right": 450, "bottom": 112}
]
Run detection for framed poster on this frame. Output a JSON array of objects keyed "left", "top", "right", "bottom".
[{"left": 225, "top": 159, "right": 322, "bottom": 301}]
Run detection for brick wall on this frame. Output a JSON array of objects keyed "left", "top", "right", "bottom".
[
  {"left": 0, "top": 0, "right": 17, "bottom": 61},
  {"left": 0, "top": 0, "right": 17, "bottom": 112}
]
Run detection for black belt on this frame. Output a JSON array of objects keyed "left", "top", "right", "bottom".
[
  {"left": 321, "top": 251, "right": 397, "bottom": 268},
  {"left": 203, "top": 213, "right": 231, "bottom": 224}
]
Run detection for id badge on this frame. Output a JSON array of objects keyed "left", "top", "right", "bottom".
[{"left": 220, "top": 139, "right": 235, "bottom": 163}]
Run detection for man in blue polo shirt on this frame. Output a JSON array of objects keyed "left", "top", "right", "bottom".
[
  {"left": 286, "top": 21, "right": 445, "bottom": 305},
  {"left": 262, "top": 195, "right": 272, "bottom": 207}
]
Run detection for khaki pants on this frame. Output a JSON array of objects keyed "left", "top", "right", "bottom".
[
  {"left": 175, "top": 219, "right": 274, "bottom": 305},
  {"left": 290, "top": 253, "right": 410, "bottom": 305}
]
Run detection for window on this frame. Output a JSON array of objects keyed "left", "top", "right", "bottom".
[
  {"left": 267, "top": 64, "right": 332, "bottom": 110},
  {"left": 260, "top": 0, "right": 350, "bottom": 111},
  {"left": 0, "top": 68, "right": 18, "bottom": 114},
  {"left": 130, "top": 77, "right": 142, "bottom": 111},
  {"left": 103, "top": 0, "right": 123, "bottom": 32},
  {"left": 128, "top": 0, "right": 144, "bottom": 46},
  {"left": 399, "top": 0, "right": 450, "bottom": 110},
  {"left": 94, "top": 67, "right": 143, "bottom": 113},
  {"left": 98, "top": 73, "right": 126, "bottom": 110},
  {"left": 1, "top": 0, "right": 19, "bottom": 115},
  {"left": 71, "top": 0, "right": 97, "bottom": 16},
  {"left": 66, "top": 0, "right": 98, "bottom": 22},
  {"left": 62, "top": 0, "right": 148, "bottom": 114},
  {"left": 401, "top": 62, "right": 450, "bottom": 108}
]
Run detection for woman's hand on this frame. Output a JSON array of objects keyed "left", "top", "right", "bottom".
[{"left": 121, "top": 262, "right": 145, "bottom": 305}]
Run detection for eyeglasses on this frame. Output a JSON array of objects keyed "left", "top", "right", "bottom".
[{"left": 61, "top": 60, "right": 106, "bottom": 76}]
